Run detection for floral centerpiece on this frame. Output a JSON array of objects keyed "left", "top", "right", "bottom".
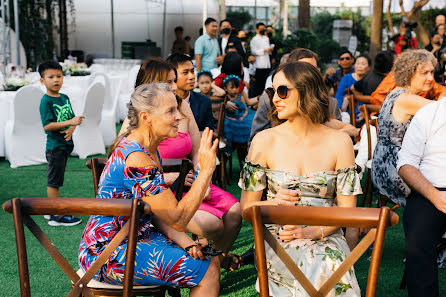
[
  {"left": 2, "top": 65, "right": 30, "bottom": 91},
  {"left": 62, "top": 57, "right": 90, "bottom": 76}
]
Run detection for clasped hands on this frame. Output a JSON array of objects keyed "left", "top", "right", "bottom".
[{"left": 272, "top": 189, "right": 305, "bottom": 242}]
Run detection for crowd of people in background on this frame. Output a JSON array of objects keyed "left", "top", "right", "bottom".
[{"left": 36, "top": 13, "right": 446, "bottom": 297}]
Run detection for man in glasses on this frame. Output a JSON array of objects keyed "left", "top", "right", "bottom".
[{"left": 325, "top": 48, "right": 355, "bottom": 93}]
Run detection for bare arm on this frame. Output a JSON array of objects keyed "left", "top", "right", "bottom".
[
  {"left": 211, "top": 82, "right": 226, "bottom": 97},
  {"left": 130, "top": 128, "right": 218, "bottom": 231},
  {"left": 195, "top": 54, "right": 202, "bottom": 72},
  {"left": 324, "top": 119, "right": 358, "bottom": 137},
  {"left": 399, "top": 165, "right": 446, "bottom": 214},
  {"left": 393, "top": 92, "right": 432, "bottom": 122},
  {"left": 351, "top": 86, "right": 371, "bottom": 104},
  {"left": 183, "top": 103, "right": 201, "bottom": 167},
  {"left": 43, "top": 116, "right": 84, "bottom": 131}
]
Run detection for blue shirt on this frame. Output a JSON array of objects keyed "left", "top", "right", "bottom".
[
  {"left": 195, "top": 33, "right": 220, "bottom": 71},
  {"left": 335, "top": 73, "right": 363, "bottom": 119}
]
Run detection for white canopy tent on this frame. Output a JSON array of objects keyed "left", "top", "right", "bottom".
[{"left": 71, "top": 0, "right": 220, "bottom": 59}]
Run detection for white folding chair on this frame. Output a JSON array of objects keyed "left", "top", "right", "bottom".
[
  {"left": 71, "top": 82, "right": 106, "bottom": 159},
  {"left": 88, "top": 72, "right": 118, "bottom": 146},
  {"left": 4, "top": 85, "right": 46, "bottom": 168},
  {"left": 118, "top": 65, "right": 140, "bottom": 121}
]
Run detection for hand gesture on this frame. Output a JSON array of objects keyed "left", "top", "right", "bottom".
[
  {"left": 216, "top": 55, "right": 224, "bottom": 65},
  {"left": 325, "top": 67, "right": 335, "bottom": 77},
  {"left": 248, "top": 55, "right": 256, "bottom": 64},
  {"left": 70, "top": 116, "right": 85, "bottom": 126},
  {"left": 184, "top": 170, "right": 194, "bottom": 187},
  {"left": 272, "top": 188, "right": 300, "bottom": 206},
  {"left": 198, "top": 128, "right": 219, "bottom": 172},
  {"left": 432, "top": 191, "right": 446, "bottom": 214},
  {"left": 226, "top": 101, "right": 238, "bottom": 112},
  {"left": 60, "top": 125, "right": 76, "bottom": 141},
  {"left": 278, "top": 225, "right": 304, "bottom": 242},
  {"left": 185, "top": 244, "right": 207, "bottom": 260}
]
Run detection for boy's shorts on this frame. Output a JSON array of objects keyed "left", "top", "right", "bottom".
[{"left": 46, "top": 150, "right": 69, "bottom": 188}]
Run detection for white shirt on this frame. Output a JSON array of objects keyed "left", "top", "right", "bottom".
[
  {"left": 221, "top": 36, "right": 229, "bottom": 53},
  {"left": 250, "top": 34, "right": 272, "bottom": 69},
  {"left": 397, "top": 98, "right": 446, "bottom": 188}
]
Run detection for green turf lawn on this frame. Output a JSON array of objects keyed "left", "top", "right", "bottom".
[{"left": 0, "top": 153, "right": 445, "bottom": 296}]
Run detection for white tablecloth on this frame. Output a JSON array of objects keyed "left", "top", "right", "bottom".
[
  {"left": 0, "top": 71, "right": 129, "bottom": 158},
  {"left": 0, "top": 91, "right": 16, "bottom": 157}
]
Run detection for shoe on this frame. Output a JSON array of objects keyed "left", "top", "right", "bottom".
[
  {"left": 43, "top": 215, "right": 51, "bottom": 220},
  {"left": 48, "top": 215, "right": 82, "bottom": 226}
]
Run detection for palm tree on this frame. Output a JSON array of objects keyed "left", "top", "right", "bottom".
[{"left": 298, "top": 0, "right": 310, "bottom": 29}]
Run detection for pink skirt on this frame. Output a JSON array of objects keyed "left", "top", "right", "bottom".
[{"left": 179, "top": 184, "right": 239, "bottom": 219}]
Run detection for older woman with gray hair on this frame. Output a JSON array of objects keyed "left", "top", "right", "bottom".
[{"left": 372, "top": 49, "right": 437, "bottom": 207}]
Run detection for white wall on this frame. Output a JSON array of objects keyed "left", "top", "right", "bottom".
[{"left": 71, "top": 0, "right": 219, "bottom": 58}]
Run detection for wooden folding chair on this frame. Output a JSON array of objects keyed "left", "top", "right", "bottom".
[
  {"left": 347, "top": 88, "right": 357, "bottom": 128},
  {"left": 359, "top": 105, "right": 374, "bottom": 207},
  {"left": 243, "top": 205, "right": 399, "bottom": 297},
  {"left": 86, "top": 157, "right": 193, "bottom": 201},
  {"left": 2, "top": 197, "right": 180, "bottom": 297},
  {"left": 214, "top": 98, "right": 228, "bottom": 189}
]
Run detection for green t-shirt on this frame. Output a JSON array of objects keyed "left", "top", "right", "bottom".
[{"left": 39, "top": 93, "right": 75, "bottom": 153}]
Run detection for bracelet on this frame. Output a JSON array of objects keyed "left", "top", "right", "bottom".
[{"left": 320, "top": 226, "right": 328, "bottom": 242}]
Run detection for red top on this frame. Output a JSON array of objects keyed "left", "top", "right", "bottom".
[
  {"left": 393, "top": 35, "right": 417, "bottom": 55},
  {"left": 214, "top": 73, "right": 245, "bottom": 94}
]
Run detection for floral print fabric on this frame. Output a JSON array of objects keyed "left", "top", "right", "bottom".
[
  {"left": 239, "top": 161, "right": 362, "bottom": 297},
  {"left": 78, "top": 138, "right": 210, "bottom": 287}
]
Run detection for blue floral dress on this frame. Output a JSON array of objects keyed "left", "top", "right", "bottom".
[
  {"left": 224, "top": 94, "right": 255, "bottom": 151},
  {"left": 78, "top": 138, "right": 210, "bottom": 287},
  {"left": 239, "top": 161, "right": 362, "bottom": 297}
]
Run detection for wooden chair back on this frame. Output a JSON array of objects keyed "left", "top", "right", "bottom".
[
  {"left": 360, "top": 105, "right": 372, "bottom": 161},
  {"left": 243, "top": 205, "right": 399, "bottom": 297},
  {"left": 347, "top": 89, "right": 357, "bottom": 127},
  {"left": 216, "top": 97, "right": 228, "bottom": 139},
  {"left": 1, "top": 197, "right": 173, "bottom": 297},
  {"left": 86, "top": 157, "right": 193, "bottom": 201}
]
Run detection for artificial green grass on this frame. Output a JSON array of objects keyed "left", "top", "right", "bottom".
[{"left": 1, "top": 153, "right": 445, "bottom": 296}]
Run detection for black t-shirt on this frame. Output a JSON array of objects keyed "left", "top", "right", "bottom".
[{"left": 354, "top": 71, "right": 386, "bottom": 96}]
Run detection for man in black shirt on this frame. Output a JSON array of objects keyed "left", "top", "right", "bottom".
[{"left": 218, "top": 19, "right": 245, "bottom": 59}]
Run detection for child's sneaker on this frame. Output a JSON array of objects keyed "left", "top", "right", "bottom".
[
  {"left": 43, "top": 215, "right": 51, "bottom": 220},
  {"left": 48, "top": 215, "right": 82, "bottom": 226}
]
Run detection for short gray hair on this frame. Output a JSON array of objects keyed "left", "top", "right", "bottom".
[{"left": 393, "top": 49, "right": 437, "bottom": 88}]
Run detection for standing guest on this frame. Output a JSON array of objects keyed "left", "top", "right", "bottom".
[
  {"left": 237, "top": 30, "right": 248, "bottom": 52},
  {"left": 372, "top": 49, "right": 436, "bottom": 207},
  {"left": 335, "top": 54, "right": 371, "bottom": 123},
  {"left": 195, "top": 18, "right": 221, "bottom": 72},
  {"left": 391, "top": 22, "right": 418, "bottom": 55},
  {"left": 266, "top": 25, "right": 278, "bottom": 65},
  {"left": 325, "top": 48, "right": 355, "bottom": 93},
  {"left": 185, "top": 36, "right": 193, "bottom": 56},
  {"left": 171, "top": 26, "right": 190, "bottom": 55},
  {"left": 167, "top": 53, "right": 214, "bottom": 131},
  {"left": 351, "top": 51, "right": 394, "bottom": 103},
  {"left": 218, "top": 19, "right": 245, "bottom": 59},
  {"left": 38, "top": 60, "right": 84, "bottom": 226},
  {"left": 436, "top": 14, "right": 445, "bottom": 26},
  {"left": 397, "top": 98, "right": 446, "bottom": 297},
  {"left": 250, "top": 22, "right": 274, "bottom": 97},
  {"left": 240, "top": 61, "right": 361, "bottom": 296},
  {"left": 79, "top": 83, "right": 221, "bottom": 293}
]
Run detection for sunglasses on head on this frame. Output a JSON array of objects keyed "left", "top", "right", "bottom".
[
  {"left": 339, "top": 57, "right": 352, "bottom": 61},
  {"left": 265, "top": 86, "right": 293, "bottom": 100}
]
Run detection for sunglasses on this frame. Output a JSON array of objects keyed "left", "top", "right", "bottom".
[
  {"left": 339, "top": 57, "right": 352, "bottom": 61},
  {"left": 265, "top": 86, "right": 293, "bottom": 100}
]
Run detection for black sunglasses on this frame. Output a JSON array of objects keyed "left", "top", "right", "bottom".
[
  {"left": 265, "top": 86, "right": 293, "bottom": 100},
  {"left": 339, "top": 57, "right": 352, "bottom": 61}
]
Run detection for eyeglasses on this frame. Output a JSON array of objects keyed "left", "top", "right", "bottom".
[
  {"left": 265, "top": 86, "right": 293, "bottom": 100},
  {"left": 339, "top": 57, "right": 352, "bottom": 61}
]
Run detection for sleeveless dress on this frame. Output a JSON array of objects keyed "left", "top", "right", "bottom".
[
  {"left": 239, "top": 161, "right": 362, "bottom": 297},
  {"left": 78, "top": 138, "right": 210, "bottom": 287},
  {"left": 224, "top": 94, "right": 255, "bottom": 152},
  {"left": 371, "top": 89, "right": 411, "bottom": 207},
  {"left": 159, "top": 131, "right": 238, "bottom": 219}
]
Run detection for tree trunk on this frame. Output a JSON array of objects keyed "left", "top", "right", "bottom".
[
  {"left": 387, "top": 0, "right": 395, "bottom": 35},
  {"left": 58, "top": 0, "right": 68, "bottom": 58},
  {"left": 370, "top": 0, "right": 384, "bottom": 59},
  {"left": 399, "top": 0, "right": 430, "bottom": 46},
  {"left": 220, "top": 0, "right": 226, "bottom": 20},
  {"left": 298, "top": 0, "right": 310, "bottom": 29}
]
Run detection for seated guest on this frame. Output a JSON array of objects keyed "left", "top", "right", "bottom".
[
  {"left": 370, "top": 71, "right": 446, "bottom": 107},
  {"left": 249, "top": 47, "right": 357, "bottom": 146},
  {"left": 335, "top": 54, "right": 371, "bottom": 124},
  {"left": 240, "top": 61, "right": 361, "bottom": 296},
  {"left": 324, "top": 48, "right": 355, "bottom": 94},
  {"left": 79, "top": 84, "right": 220, "bottom": 294},
  {"left": 398, "top": 98, "right": 446, "bottom": 297},
  {"left": 371, "top": 49, "right": 436, "bottom": 207},
  {"left": 167, "top": 54, "right": 214, "bottom": 131},
  {"left": 132, "top": 58, "right": 242, "bottom": 271},
  {"left": 351, "top": 51, "right": 394, "bottom": 103}
]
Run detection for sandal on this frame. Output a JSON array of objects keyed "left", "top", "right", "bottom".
[{"left": 221, "top": 253, "right": 242, "bottom": 271}]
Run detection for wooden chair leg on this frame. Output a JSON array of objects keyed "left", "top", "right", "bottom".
[{"left": 228, "top": 152, "right": 233, "bottom": 183}]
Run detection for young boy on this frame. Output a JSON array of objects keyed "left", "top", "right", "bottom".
[{"left": 38, "top": 60, "right": 84, "bottom": 226}]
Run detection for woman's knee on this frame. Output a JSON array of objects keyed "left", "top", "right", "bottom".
[
  {"left": 190, "top": 211, "right": 225, "bottom": 238},
  {"left": 223, "top": 202, "right": 242, "bottom": 227}
]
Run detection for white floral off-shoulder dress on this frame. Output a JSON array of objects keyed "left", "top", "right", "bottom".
[{"left": 239, "top": 161, "right": 362, "bottom": 297}]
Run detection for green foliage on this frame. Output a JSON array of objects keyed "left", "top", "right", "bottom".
[
  {"left": 420, "top": 8, "right": 446, "bottom": 34},
  {"left": 227, "top": 8, "right": 253, "bottom": 31},
  {"left": 311, "top": 11, "right": 335, "bottom": 39}
]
